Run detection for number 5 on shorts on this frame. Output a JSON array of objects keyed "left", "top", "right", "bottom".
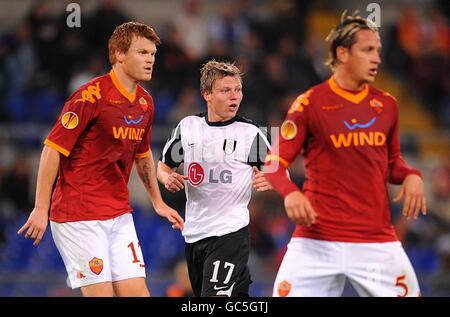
[{"left": 395, "top": 275, "right": 408, "bottom": 297}]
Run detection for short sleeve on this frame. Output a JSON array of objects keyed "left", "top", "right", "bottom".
[
  {"left": 136, "top": 99, "right": 154, "bottom": 158},
  {"left": 247, "top": 127, "right": 271, "bottom": 169},
  {"left": 266, "top": 90, "right": 312, "bottom": 168},
  {"left": 45, "top": 81, "right": 101, "bottom": 157},
  {"left": 160, "top": 122, "right": 184, "bottom": 168}
]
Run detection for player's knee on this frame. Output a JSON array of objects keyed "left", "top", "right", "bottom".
[
  {"left": 138, "top": 286, "right": 151, "bottom": 297},
  {"left": 81, "top": 282, "right": 114, "bottom": 297},
  {"left": 113, "top": 278, "right": 150, "bottom": 297}
]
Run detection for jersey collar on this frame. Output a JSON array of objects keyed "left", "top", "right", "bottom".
[
  {"left": 205, "top": 114, "right": 237, "bottom": 126},
  {"left": 328, "top": 76, "right": 369, "bottom": 104},
  {"left": 109, "top": 70, "right": 136, "bottom": 103}
]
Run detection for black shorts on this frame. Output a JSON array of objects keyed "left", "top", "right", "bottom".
[{"left": 185, "top": 226, "right": 251, "bottom": 297}]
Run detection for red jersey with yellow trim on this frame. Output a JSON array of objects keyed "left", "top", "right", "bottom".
[
  {"left": 265, "top": 77, "right": 422, "bottom": 242},
  {"left": 45, "top": 70, "right": 154, "bottom": 222}
]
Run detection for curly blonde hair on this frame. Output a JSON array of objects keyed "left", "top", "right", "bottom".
[{"left": 325, "top": 11, "right": 378, "bottom": 71}]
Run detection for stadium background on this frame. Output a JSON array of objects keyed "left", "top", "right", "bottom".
[{"left": 0, "top": 0, "right": 448, "bottom": 297}]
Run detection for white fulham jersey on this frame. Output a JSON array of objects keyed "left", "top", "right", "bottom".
[{"left": 161, "top": 113, "right": 271, "bottom": 243}]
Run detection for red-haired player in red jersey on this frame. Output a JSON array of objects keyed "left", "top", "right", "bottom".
[
  {"left": 17, "top": 22, "right": 184, "bottom": 297},
  {"left": 265, "top": 12, "right": 426, "bottom": 297}
]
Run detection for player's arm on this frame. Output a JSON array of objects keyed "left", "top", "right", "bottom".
[
  {"left": 18, "top": 80, "right": 101, "bottom": 244},
  {"left": 157, "top": 161, "right": 188, "bottom": 193},
  {"left": 252, "top": 166, "right": 273, "bottom": 192},
  {"left": 157, "top": 121, "right": 186, "bottom": 192},
  {"left": 249, "top": 128, "right": 273, "bottom": 192},
  {"left": 264, "top": 133, "right": 317, "bottom": 227},
  {"left": 17, "top": 145, "right": 60, "bottom": 245},
  {"left": 388, "top": 104, "right": 426, "bottom": 219},
  {"left": 135, "top": 151, "right": 184, "bottom": 230},
  {"left": 264, "top": 95, "right": 317, "bottom": 226}
]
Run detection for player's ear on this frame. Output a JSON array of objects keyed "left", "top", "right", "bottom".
[
  {"left": 115, "top": 50, "right": 125, "bottom": 63},
  {"left": 336, "top": 46, "right": 349, "bottom": 64},
  {"left": 202, "top": 91, "right": 210, "bottom": 103}
]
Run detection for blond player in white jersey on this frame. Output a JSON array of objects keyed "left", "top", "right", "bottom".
[{"left": 158, "top": 60, "right": 272, "bottom": 297}]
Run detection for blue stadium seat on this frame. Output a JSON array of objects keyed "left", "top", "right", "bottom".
[{"left": 406, "top": 246, "right": 438, "bottom": 274}]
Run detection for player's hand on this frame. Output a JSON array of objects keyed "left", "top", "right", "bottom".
[
  {"left": 155, "top": 203, "right": 185, "bottom": 230},
  {"left": 284, "top": 191, "right": 318, "bottom": 227},
  {"left": 17, "top": 208, "right": 48, "bottom": 246},
  {"left": 164, "top": 172, "right": 188, "bottom": 192},
  {"left": 252, "top": 166, "right": 273, "bottom": 192},
  {"left": 393, "top": 174, "right": 427, "bottom": 220}
]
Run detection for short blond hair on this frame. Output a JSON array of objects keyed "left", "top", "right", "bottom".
[
  {"left": 200, "top": 60, "right": 242, "bottom": 94},
  {"left": 325, "top": 11, "right": 379, "bottom": 71},
  {"left": 108, "top": 22, "right": 161, "bottom": 65}
]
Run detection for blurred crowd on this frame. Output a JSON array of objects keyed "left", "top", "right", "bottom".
[
  {"left": 0, "top": 0, "right": 449, "bottom": 296},
  {"left": 384, "top": 4, "right": 450, "bottom": 127}
]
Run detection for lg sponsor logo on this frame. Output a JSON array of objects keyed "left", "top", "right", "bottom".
[{"left": 188, "top": 163, "right": 232, "bottom": 186}]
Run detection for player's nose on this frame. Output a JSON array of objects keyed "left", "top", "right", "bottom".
[{"left": 373, "top": 52, "right": 382, "bottom": 65}]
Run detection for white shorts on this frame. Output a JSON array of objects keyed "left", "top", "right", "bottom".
[
  {"left": 273, "top": 238, "right": 420, "bottom": 297},
  {"left": 50, "top": 213, "right": 146, "bottom": 289}
]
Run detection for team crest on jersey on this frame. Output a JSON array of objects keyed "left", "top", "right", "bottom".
[
  {"left": 280, "top": 120, "right": 297, "bottom": 140},
  {"left": 89, "top": 257, "right": 104, "bottom": 275},
  {"left": 369, "top": 98, "right": 384, "bottom": 114},
  {"left": 139, "top": 97, "right": 148, "bottom": 112},
  {"left": 277, "top": 280, "right": 292, "bottom": 297},
  {"left": 223, "top": 139, "right": 237, "bottom": 155},
  {"left": 61, "top": 112, "right": 79, "bottom": 129}
]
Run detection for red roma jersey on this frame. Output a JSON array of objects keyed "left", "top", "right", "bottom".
[
  {"left": 265, "top": 77, "right": 422, "bottom": 242},
  {"left": 45, "top": 70, "right": 154, "bottom": 222}
]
